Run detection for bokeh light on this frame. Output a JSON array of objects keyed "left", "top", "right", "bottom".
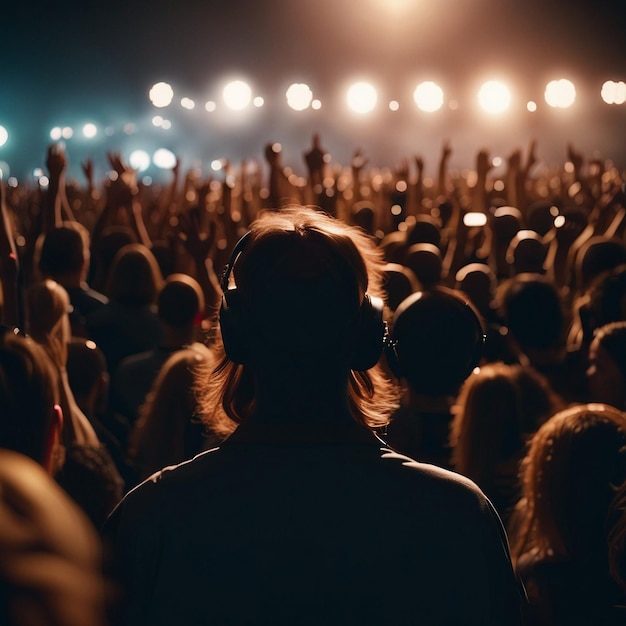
[
  {"left": 153, "top": 148, "right": 177, "bottom": 169},
  {"left": 62, "top": 126, "right": 74, "bottom": 139},
  {"left": 346, "top": 82, "right": 378, "bottom": 114},
  {"left": 50, "top": 127, "right": 62, "bottom": 140},
  {"left": 205, "top": 101, "right": 217, "bottom": 112},
  {"left": 82, "top": 123, "right": 98, "bottom": 138},
  {"left": 286, "top": 83, "right": 313, "bottom": 111},
  {"left": 253, "top": 97, "right": 264, "bottom": 107},
  {"left": 601, "top": 80, "right": 626, "bottom": 105},
  {"left": 180, "top": 97, "right": 195, "bottom": 110},
  {"left": 152, "top": 115, "right": 163, "bottom": 127},
  {"left": 477, "top": 81, "right": 511, "bottom": 114},
  {"left": 0, "top": 125, "right": 10, "bottom": 148},
  {"left": 527, "top": 101, "right": 537, "bottom": 112},
  {"left": 389, "top": 100, "right": 400, "bottom": 111},
  {"left": 413, "top": 81, "right": 444, "bottom": 112},
  {"left": 312, "top": 99, "right": 322, "bottom": 110},
  {"left": 544, "top": 79, "right": 576, "bottom": 108},
  {"left": 129, "top": 149, "right": 151, "bottom": 172},
  {"left": 149, "top": 82, "right": 174, "bottom": 108},
  {"left": 223, "top": 80, "right": 252, "bottom": 111},
  {"left": 161, "top": 119, "right": 172, "bottom": 130}
]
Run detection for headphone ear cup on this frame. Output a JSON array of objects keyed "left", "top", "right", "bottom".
[
  {"left": 350, "top": 295, "right": 386, "bottom": 371},
  {"left": 219, "top": 289, "right": 249, "bottom": 365}
]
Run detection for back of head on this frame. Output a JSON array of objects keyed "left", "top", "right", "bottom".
[
  {"left": 594, "top": 321, "right": 626, "bottom": 380},
  {"left": 38, "top": 225, "right": 86, "bottom": 278},
  {"left": 587, "top": 264, "right": 626, "bottom": 333},
  {"left": 405, "top": 243, "right": 442, "bottom": 289},
  {"left": 158, "top": 273, "right": 204, "bottom": 329},
  {"left": 406, "top": 215, "right": 441, "bottom": 248},
  {"left": 107, "top": 243, "right": 164, "bottom": 307},
  {"left": 519, "top": 403, "right": 626, "bottom": 561},
  {"left": 0, "top": 449, "right": 105, "bottom": 626},
  {"left": 577, "top": 237, "right": 626, "bottom": 293},
  {"left": 388, "top": 287, "right": 484, "bottom": 396},
  {"left": 0, "top": 330, "right": 58, "bottom": 465},
  {"left": 382, "top": 263, "right": 418, "bottom": 312},
  {"left": 506, "top": 230, "right": 547, "bottom": 275},
  {"left": 492, "top": 206, "right": 523, "bottom": 242},
  {"left": 455, "top": 263, "right": 496, "bottom": 317},
  {"left": 501, "top": 273, "right": 564, "bottom": 352}
]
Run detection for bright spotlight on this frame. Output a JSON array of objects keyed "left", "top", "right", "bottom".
[
  {"left": 149, "top": 82, "right": 174, "bottom": 108},
  {"left": 223, "top": 80, "right": 252, "bottom": 111},
  {"left": 211, "top": 159, "right": 224, "bottom": 171},
  {"left": 389, "top": 100, "right": 400, "bottom": 111},
  {"left": 205, "top": 101, "right": 217, "bottom": 112},
  {"left": 181, "top": 97, "right": 195, "bottom": 110},
  {"left": 50, "top": 127, "right": 62, "bottom": 141},
  {"left": 82, "top": 123, "right": 98, "bottom": 139},
  {"left": 413, "top": 81, "right": 444, "bottom": 112},
  {"left": 544, "top": 79, "right": 576, "bottom": 108},
  {"left": 601, "top": 80, "right": 626, "bottom": 105},
  {"left": 253, "top": 97, "right": 264, "bottom": 107},
  {"left": 62, "top": 126, "right": 73, "bottom": 139},
  {"left": 346, "top": 82, "right": 378, "bottom": 114},
  {"left": 312, "top": 99, "right": 322, "bottom": 110},
  {"left": 478, "top": 81, "right": 511, "bottom": 114},
  {"left": 286, "top": 83, "right": 313, "bottom": 111},
  {"left": 153, "top": 148, "right": 177, "bottom": 169},
  {"left": 129, "top": 150, "right": 151, "bottom": 172},
  {"left": 527, "top": 101, "right": 537, "bottom": 112}
]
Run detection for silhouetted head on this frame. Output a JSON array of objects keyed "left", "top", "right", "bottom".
[
  {"left": 382, "top": 263, "right": 418, "bottom": 311},
  {"left": 158, "top": 273, "right": 205, "bottom": 329},
  {"left": 406, "top": 214, "right": 441, "bottom": 248},
  {"left": 587, "top": 321, "right": 626, "bottom": 410},
  {"left": 492, "top": 206, "right": 523, "bottom": 242},
  {"left": 455, "top": 263, "right": 496, "bottom": 317},
  {"left": 576, "top": 237, "right": 626, "bottom": 293},
  {"left": 405, "top": 243, "right": 442, "bottom": 289},
  {"left": 387, "top": 287, "right": 484, "bottom": 396},
  {"left": 38, "top": 223, "right": 89, "bottom": 278},
  {"left": 506, "top": 230, "right": 547, "bottom": 275}
]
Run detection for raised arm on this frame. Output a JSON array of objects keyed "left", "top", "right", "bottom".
[{"left": 0, "top": 177, "right": 20, "bottom": 327}]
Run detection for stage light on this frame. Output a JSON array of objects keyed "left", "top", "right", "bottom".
[
  {"left": 312, "top": 99, "right": 322, "bottom": 110},
  {"left": 346, "top": 82, "right": 378, "bottom": 114},
  {"left": 62, "top": 126, "right": 73, "bottom": 139},
  {"left": 153, "top": 148, "right": 177, "bottom": 169},
  {"left": 601, "top": 81, "right": 626, "bottom": 105},
  {"left": 389, "top": 100, "right": 400, "bottom": 111},
  {"left": 50, "top": 127, "right": 62, "bottom": 140},
  {"left": 211, "top": 159, "right": 224, "bottom": 171},
  {"left": 286, "top": 83, "right": 313, "bottom": 111},
  {"left": 181, "top": 97, "right": 195, "bottom": 110},
  {"left": 413, "top": 81, "right": 444, "bottom": 112},
  {"left": 527, "top": 101, "right": 537, "bottom": 112},
  {"left": 253, "top": 97, "right": 264, "bottom": 107},
  {"left": 223, "top": 80, "right": 252, "bottom": 111},
  {"left": 205, "top": 101, "right": 217, "bottom": 112},
  {"left": 492, "top": 156, "right": 503, "bottom": 167},
  {"left": 463, "top": 212, "right": 487, "bottom": 227},
  {"left": 129, "top": 149, "right": 150, "bottom": 172},
  {"left": 149, "top": 82, "right": 174, "bottom": 108},
  {"left": 478, "top": 81, "right": 511, "bottom": 114},
  {"left": 82, "top": 123, "right": 98, "bottom": 138},
  {"left": 0, "top": 126, "right": 8, "bottom": 148},
  {"left": 544, "top": 79, "right": 576, "bottom": 108}
]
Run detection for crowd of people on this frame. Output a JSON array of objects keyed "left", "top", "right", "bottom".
[{"left": 1, "top": 133, "right": 626, "bottom": 624}]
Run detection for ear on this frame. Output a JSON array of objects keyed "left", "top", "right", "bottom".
[{"left": 43, "top": 404, "right": 64, "bottom": 475}]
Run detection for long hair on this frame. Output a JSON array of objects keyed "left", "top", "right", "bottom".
[
  {"left": 511, "top": 403, "right": 626, "bottom": 565},
  {"left": 197, "top": 207, "right": 398, "bottom": 430}
]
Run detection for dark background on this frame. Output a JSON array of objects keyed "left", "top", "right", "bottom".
[{"left": 2, "top": 0, "right": 625, "bottom": 180}]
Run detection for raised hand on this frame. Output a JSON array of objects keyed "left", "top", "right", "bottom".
[
  {"left": 304, "top": 133, "right": 327, "bottom": 178},
  {"left": 46, "top": 143, "right": 67, "bottom": 179}
]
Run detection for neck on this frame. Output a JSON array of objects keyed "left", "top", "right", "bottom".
[{"left": 251, "top": 363, "right": 354, "bottom": 425}]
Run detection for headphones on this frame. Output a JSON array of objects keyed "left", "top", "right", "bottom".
[{"left": 219, "top": 231, "right": 387, "bottom": 370}]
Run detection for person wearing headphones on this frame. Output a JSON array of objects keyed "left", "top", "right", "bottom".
[{"left": 104, "top": 207, "right": 524, "bottom": 625}]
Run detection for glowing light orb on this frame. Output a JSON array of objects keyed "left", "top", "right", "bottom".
[
  {"left": 389, "top": 100, "right": 400, "bottom": 111},
  {"left": 544, "top": 79, "right": 576, "bottom": 108},
  {"left": 152, "top": 116, "right": 163, "bottom": 127},
  {"left": 161, "top": 119, "right": 172, "bottom": 130},
  {"left": 478, "top": 81, "right": 511, "bottom": 114},
  {"left": 601, "top": 80, "right": 626, "bottom": 105},
  {"left": 153, "top": 148, "right": 177, "bottom": 169},
  {"left": 124, "top": 123, "right": 136, "bottom": 135},
  {"left": 0, "top": 161, "right": 9, "bottom": 178},
  {"left": 312, "top": 99, "right": 322, "bottom": 110},
  {"left": 253, "top": 97, "right": 264, "bottom": 107},
  {"left": 82, "top": 123, "right": 98, "bottom": 138},
  {"left": 463, "top": 212, "right": 487, "bottom": 227},
  {"left": 413, "top": 81, "right": 444, "bottom": 112},
  {"left": 223, "top": 80, "right": 252, "bottom": 111},
  {"left": 205, "top": 101, "right": 216, "bottom": 112},
  {"left": 50, "top": 127, "right": 62, "bottom": 140},
  {"left": 286, "top": 83, "right": 313, "bottom": 111},
  {"left": 62, "top": 126, "right": 73, "bottom": 139},
  {"left": 149, "top": 82, "right": 174, "bottom": 108},
  {"left": 211, "top": 159, "right": 224, "bottom": 171},
  {"left": 39, "top": 176, "right": 50, "bottom": 188},
  {"left": 346, "top": 82, "right": 378, "bottom": 114},
  {"left": 527, "top": 101, "right": 537, "bottom": 112},
  {"left": 7, "top": 177, "right": 17, "bottom": 188},
  {"left": 129, "top": 150, "right": 151, "bottom": 172},
  {"left": 181, "top": 97, "right": 195, "bottom": 110}
]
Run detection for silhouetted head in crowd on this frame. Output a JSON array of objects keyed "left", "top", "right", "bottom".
[
  {"left": 506, "top": 230, "right": 547, "bottom": 275},
  {"left": 492, "top": 206, "right": 523, "bottom": 242},
  {"left": 387, "top": 287, "right": 484, "bottom": 397},
  {"left": 527, "top": 201, "right": 559, "bottom": 236},
  {"left": 106, "top": 243, "right": 164, "bottom": 307},
  {"left": 66, "top": 338, "right": 108, "bottom": 416},
  {"left": 455, "top": 262, "right": 497, "bottom": 319},
  {"left": 587, "top": 321, "right": 626, "bottom": 410},
  {"left": 406, "top": 214, "right": 441, "bottom": 248},
  {"left": 38, "top": 222, "right": 90, "bottom": 283},
  {"left": 351, "top": 201, "right": 376, "bottom": 236},
  {"left": 575, "top": 236, "right": 626, "bottom": 294},
  {"left": 158, "top": 273, "right": 205, "bottom": 330},
  {"left": 405, "top": 242, "right": 442, "bottom": 289},
  {"left": 201, "top": 206, "right": 397, "bottom": 429},
  {"left": 501, "top": 273, "right": 564, "bottom": 354},
  {"left": 382, "top": 262, "right": 418, "bottom": 311},
  {"left": 0, "top": 329, "right": 62, "bottom": 473},
  {"left": 513, "top": 403, "right": 626, "bottom": 566},
  {"left": 380, "top": 230, "right": 406, "bottom": 264}
]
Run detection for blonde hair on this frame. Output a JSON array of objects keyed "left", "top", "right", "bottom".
[{"left": 198, "top": 207, "right": 398, "bottom": 430}]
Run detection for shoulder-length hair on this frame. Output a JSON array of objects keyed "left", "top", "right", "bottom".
[{"left": 197, "top": 207, "right": 399, "bottom": 430}]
